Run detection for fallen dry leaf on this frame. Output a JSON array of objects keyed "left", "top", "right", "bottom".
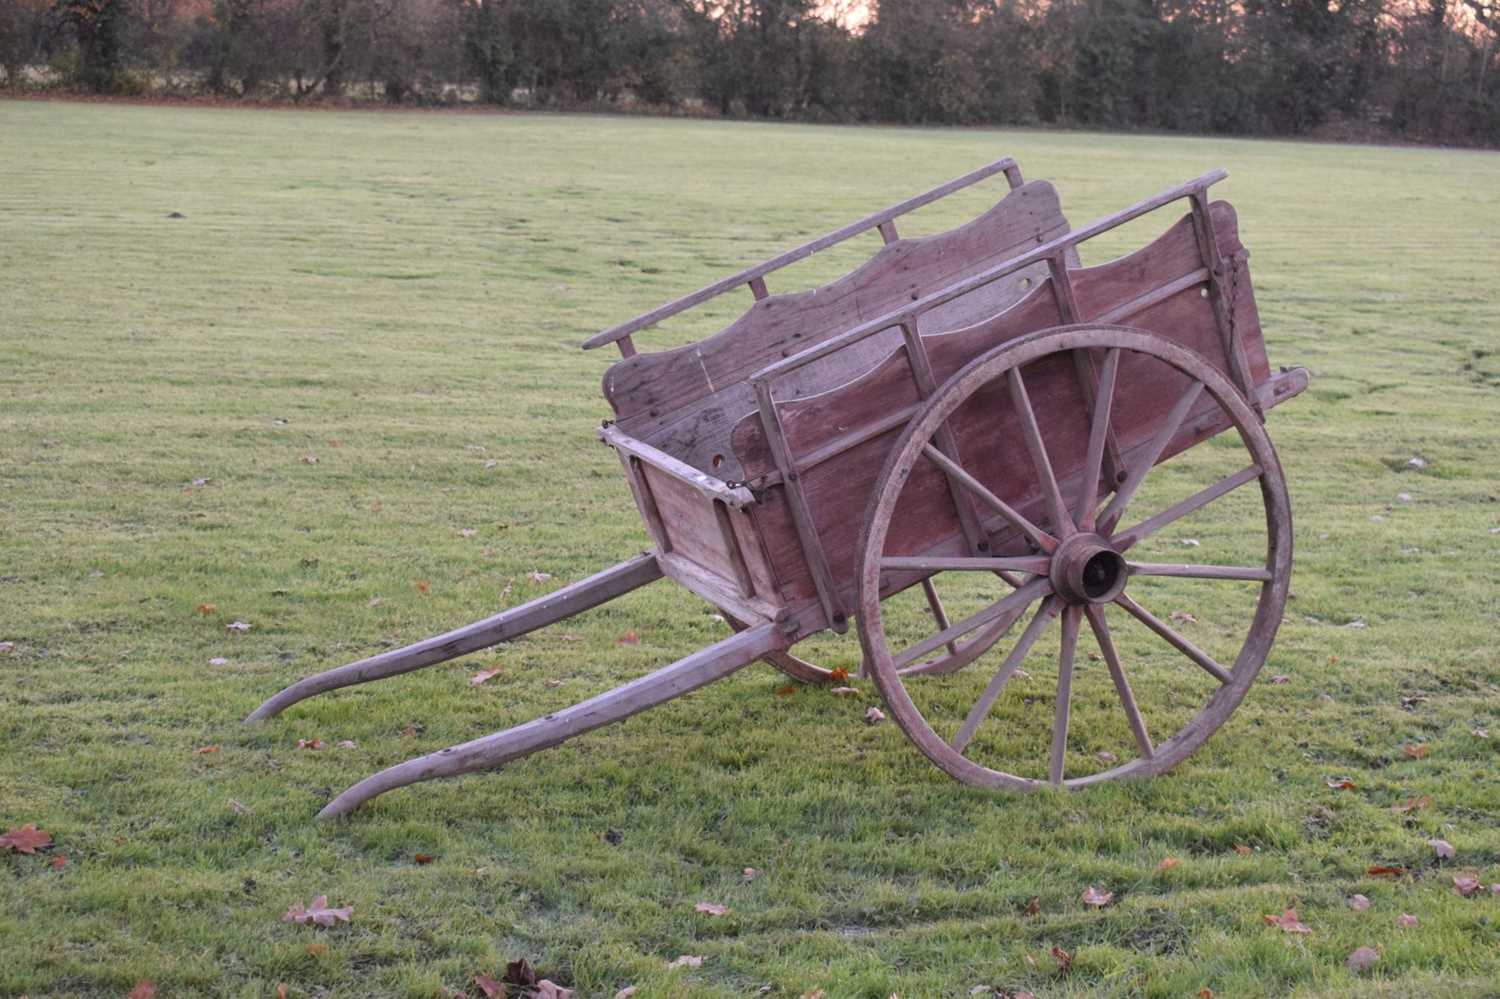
[
  {"left": 458, "top": 528, "right": 477, "bottom": 538},
  {"left": 828, "top": 666, "right": 850, "bottom": 683},
  {"left": 1024, "top": 896, "right": 1040, "bottom": 916},
  {"left": 1397, "top": 912, "right": 1419, "bottom": 928},
  {"left": 306, "top": 942, "right": 329, "bottom": 957},
  {"left": 197, "top": 602, "right": 218, "bottom": 615},
  {"left": 1235, "top": 845, "right": 1253, "bottom": 856},
  {"left": 0, "top": 641, "right": 13, "bottom": 654},
  {"left": 1263, "top": 907, "right": 1311, "bottom": 934},
  {"left": 208, "top": 656, "right": 229, "bottom": 666},
  {"left": 1347, "top": 894, "right": 1371, "bottom": 911},
  {"left": 695, "top": 901, "right": 730, "bottom": 916},
  {"left": 1154, "top": 857, "right": 1181, "bottom": 876},
  {"left": 618, "top": 630, "right": 641, "bottom": 646},
  {"left": 414, "top": 854, "right": 436, "bottom": 865},
  {"left": 1472, "top": 728, "right": 1490, "bottom": 739},
  {"left": 301, "top": 454, "right": 318, "bottom": 464},
  {"left": 614, "top": 989, "right": 638, "bottom": 999},
  {"left": 1169, "top": 610, "right": 1197, "bottom": 624},
  {"left": 1097, "top": 751, "right": 1119, "bottom": 763},
  {"left": 743, "top": 867, "right": 760, "bottom": 881},
  {"left": 775, "top": 684, "right": 797, "bottom": 697},
  {"left": 1327, "top": 778, "right": 1357, "bottom": 790},
  {"left": 470, "top": 668, "right": 502, "bottom": 687},
  {"left": 297, "top": 738, "right": 324, "bottom": 751},
  {"left": 1404, "top": 743, "right": 1429, "bottom": 759},
  {"left": 1082, "top": 886, "right": 1114, "bottom": 907},
  {"left": 504, "top": 959, "right": 537, "bottom": 988},
  {"left": 1051, "top": 944, "right": 1073, "bottom": 973},
  {"left": 338, "top": 739, "right": 356, "bottom": 749},
  {"left": 415, "top": 580, "right": 431, "bottom": 594},
  {"left": 1453, "top": 874, "right": 1486, "bottom": 897},
  {"left": 401, "top": 724, "right": 420, "bottom": 738},
  {"left": 226, "top": 620, "right": 252, "bottom": 633},
  {"left": 0, "top": 824, "right": 53, "bottom": 854},
  {"left": 1269, "top": 674, "right": 1291, "bottom": 684},
  {"left": 667, "top": 954, "right": 704, "bottom": 969},
  {"left": 534, "top": 981, "right": 574, "bottom": 999},
  {"left": 526, "top": 571, "right": 553, "bottom": 583},
  {"left": 276, "top": 985, "right": 287, "bottom": 999},
  {"left": 1346, "top": 946, "right": 1379, "bottom": 974},
  {"left": 229, "top": 799, "right": 252, "bottom": 815},
  {"left": 194, "top": 744, "right": 220, "bottom": 755},
  {"left": 544, "top": 679, "right": 562, "bottom": 689},
  {"left": 800, "top": 991, "right": 825, "bottom": 999},
  {"left": 865, "top": 706, "right": 886, "bottom": 725},
  {"left": 1367, "top": 865, "right": 1407, "bottom": 877},
  {"left": 473, "top": 973, "right": 505, "bottom": 998},
  {"left": 368, "top": 597, "right": 384, "bottom": 608},
  {"left": 127, "top": 983, "right": 157, "bottom": 999},
  {"left": 282, "top": 895, "right": 352, "bottom": 927},
  {"left": 830, "top": 686, "right": 859, "bottom": 697},
  {"left": 51, "top": 854, "right": 67, "bottom": 870},
  {"left": 1429, "top": 839, "right": 1455, "bottom": 859}
]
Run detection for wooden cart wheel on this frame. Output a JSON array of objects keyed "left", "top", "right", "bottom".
[{"left": 856, "top": 325, "right": 1292, "bottom": 789}]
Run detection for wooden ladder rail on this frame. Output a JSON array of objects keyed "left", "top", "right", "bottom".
[{"left": 582, "top": 157, "right": 1024, "bottom": 359}]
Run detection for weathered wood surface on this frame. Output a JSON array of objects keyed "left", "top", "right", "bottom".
[
  {"left": 729, "top": 202, "right": 1280, "bottom": 607},
  {"left": 318, "top": 619, "right": 787, "bottom": 818},
  {"left": 601, "top": 180, "right": 1073, "bottom": 480},
  {"left": 245, "top": 553, "right": 663, "bottom": 721}
]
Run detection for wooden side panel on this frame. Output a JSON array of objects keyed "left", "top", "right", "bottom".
[
  {"left": 730, "top": 200, "right": 1273, "bottom": 604},
  {"left": 601, "top": 180, "right": 1073, "bottom": 478}
]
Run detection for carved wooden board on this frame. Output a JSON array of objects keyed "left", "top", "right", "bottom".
[{"left": 601, "top": 181, "right": 1075, "bottom": 479}]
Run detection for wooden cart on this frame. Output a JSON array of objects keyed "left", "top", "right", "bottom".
[{"left": 248, "top": 157, "right": 1307, "bottom": 817}]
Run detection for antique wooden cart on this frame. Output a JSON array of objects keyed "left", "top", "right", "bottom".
[{"left": 248, "top": 157, "right": 1307, "bottom": 817}]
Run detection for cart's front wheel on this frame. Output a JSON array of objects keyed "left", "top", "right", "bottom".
[{"left": 856, "top": 325, "right": 1292, "bottom": 789}]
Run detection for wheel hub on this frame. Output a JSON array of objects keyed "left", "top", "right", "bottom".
[{"left": 1049, "top": 533, "right": 1128, "bottom": 605}]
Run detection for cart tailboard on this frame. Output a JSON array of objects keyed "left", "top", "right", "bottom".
[{"left": 602, "top": 180, "right": 1073, "bottom": 481}]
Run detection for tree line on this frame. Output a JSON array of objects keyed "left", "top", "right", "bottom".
[{"left": 2, "top": 0, "right": 1497, "bottom": 146}]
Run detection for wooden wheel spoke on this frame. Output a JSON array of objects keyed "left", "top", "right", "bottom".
[
  {"left": 882, "top": 555, "right": 1053, "bottom": 575},
  {"left": 1097, "top": 380, "right": 1206, "bottom": 534},
  {"left": 1049, "top": 605, "right": 1082, "bottom": 786},
  {"left": 921, "top": 443, "right": 1057, "bottom": 552},
  {"left": 1007, "top": 367, "right": 1075, "bottom": 538},
  {"left": 1083, "top": 604, "right": 1153, "bottom": 760},
  {"left": 893, "top": 576, "right": 1051, "bottom": 669},
  {"left": 919, "top": 577, "right": 958, "bottom": 656},
  {"left": 951, "top": 597, "right": 1059, "bottom": 754},
  {"left": 1114, "top": 593, "right": 1232, "bottom": 685},
  {"left": 1128, "top": 561, "right": 1272, "bottom": 582},
  {"left": 1112, "top": 464, "right": 1262, "bottom": 551},
  {"left": 1076, "top": 348, "right": 1120, "bottom": 532}
]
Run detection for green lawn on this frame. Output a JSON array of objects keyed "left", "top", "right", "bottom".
[{"left": 2, "top": 100, "right": 1499, "bottom": 998}]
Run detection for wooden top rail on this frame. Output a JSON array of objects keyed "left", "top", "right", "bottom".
[
  {"left": 581, "top": 156, "right": 1023, "bottom": 352},
  {"left": 749, "top": 170, "right": 1229, "bottom": 391}
]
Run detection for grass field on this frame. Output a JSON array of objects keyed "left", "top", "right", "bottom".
[{"left": 2, "top": 100, "right": 1499, "bottom": 997}]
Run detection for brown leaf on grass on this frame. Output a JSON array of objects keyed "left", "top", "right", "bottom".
[
  {"left": 799, "top": 991, "right": 825, "bottom": 999},
  {"left": 1403, "top": 743, "right": 1429, "bottom": 759},
  {"left": 1234, "top": 845, "right": 1253, "bottom": 856},
  {"left": 1269, "top": 675, "right": 1291, "bottom": 684},
  {"left": 337, "top": 740, "right": 356, "bottom": 749},
  {"left": 226, "top": 620, "right": 252, "bottom": 633},
  {"left": 1169, "top": 610, "right": 1197, "bottom": 624},
  {"left": 458, "top": 528, "right": 477, "bottom": 538},
  {"left": 1392, "top": 795, "right": 1432, "bottom": 814},
  {"left": 667, "top": 955, "right": 704, "bottom": 969},
  {"left": 368, "top": 596, "right": 385, "bottom": 608},
  {"left": 1326, "top": 778, "right": 1357, "bottom": 790},
  {"left": 1263, "top": 908, "right": 1311, "bottom": 934},
  {"left": 1346, "top": 946, "right": 1379, "bottom": 974},
  {"left": 743, "top": 867, "right": 760, "bottom": 881},
  {"left": 197, "top": 603, "right": 218, "bottom": 615},
  {"left": 0, "top": 641, "right": 13, "bottom": 654},
  {"left": 1347, "top": 894, "right": 1371, "bottom": 911},
  {"left": 535, "top": 982, "right": 574, "bottom": 999},
  {"left": 1097, "top": 751, "right": 1119, "bottom": 763},
  {"left": 1429, "top": 839, "right": 1455, "bottom": 859},
  {"left": 282, "top": 895, "right": 352, "bottom": 927},
  {"left": 414, "top": 854, "right": 436, "bottom": 865},
  {"left": 1154, "top": 857, "right": 1181, "bottom": 876},
  {"left": 229, "top": 799, "right": 252, "bottom": 815},
  {"left": 865, "top": 706, "right": 886, "bottom": 725},
  {"left": 1397, "top": 912, "right": 1419, "bottom": 928},
  {"left": 1367, "top": 865, "right": 1407, "bottom": 877},
  {"left": 828, "top": 667, "right": 850, "bottom": 683},
  {"left": 614, "top": 989, "right": 638, "bottom": 999},
  {"left": 400, "top": 724, "right": 420, "bottom": 738},
  {"left": 695, "top": 901, "right": 730, "bottom": 916},
  {"left": 830, "top": 686, "right": 859, "bottom": 697},
  {"left": 208, "top": 656, "right": 229, "bottom": 666},
  {"left": 301, "top": 455, "right": 319, "bottom": 464},
  {"left": 50, "top": 854, "right": 67, "bottom": 870},
  {"left": 526, "top": 571, "right": 553, "bottom": 583},
  {"left": 415, "top": 580, "right": 431, "bottom": 595},
  {"left": 1473, "top": 728, "right": 1490, "bottom": 739},
  {"left": 774, "top": 684, "right": 797, "bottom": 697},
  {"left": 1198, "top": 991, "right": 1214, "bottom": 999},
  {"left": 277, "top": 984, "right": 288, "bottom": 999},
  {"left": 470, "top": 669, "right": 502, "bottom": 687},
  {"left": 617, "top": 630, "right": 640, "bottom": 646},
  {"left": 194, "top": 744, "right": 220, "bottom": 755},
  {"left": 0, "top": 824, "right": 53, "bottom": 854},
  {"left": 297, "top": 738, "right": 324, "bottom": 750},
  {"left": 473, "top": 973, "right": 505, "bottom": 998},
  {"left": 1051, "top": 944, "right": 1073, "bottom": 973},
  {"left": 1453, "top": 874, "right": 1486, "bottom": 897},
  {"left": 127, "top": 982, "right": 157, "bottom": 999},
  {"left": 1024, "top": 896, "right": 1041, "bottom": 916},
  {"left": 1082, "top": 886, "right": 1114, "bottom": 907}
]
